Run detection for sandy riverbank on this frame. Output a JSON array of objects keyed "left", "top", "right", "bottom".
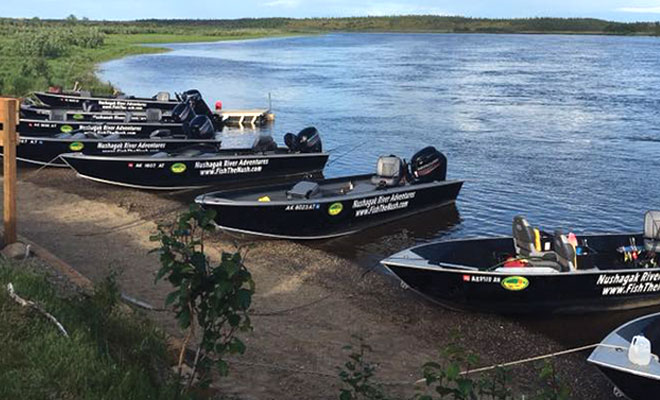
[{"left": 4, "top": 167, "right": 614, "bottom": 399}]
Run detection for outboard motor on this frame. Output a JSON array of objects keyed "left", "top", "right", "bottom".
[
  {"left": 185, "top": 115, "right": 215, "bottom": 139},
  {"left": 171, "top": 102, "right": 194, "bottom": 124},
  {"left": 252, "top": 135, "right": 278, "bottom": 152},
  {"left": 285, "top": 127, "right": 322, "bottom": 153},
  {"left": 371, "top": 156, "right": 405, "bottom": 187},
  {"left": 181, "top": 89, "right": 213, "bottom": 117},
  {"left": 410, "top": 146, "right": 447, "bottom": 183}
]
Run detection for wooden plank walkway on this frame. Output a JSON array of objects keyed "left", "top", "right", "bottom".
[{"left": 216, "top": 109, "right": 274, "bottom": 127}]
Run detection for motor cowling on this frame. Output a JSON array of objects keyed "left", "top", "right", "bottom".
[
  {"left": 171, "top": 102, "right": 194, "bottom": 124},
  {"left": 185, "top": 115, "right": 215, "bottom": 139},
  {"left": 410, "top": 146, "right": 447, "bottom": 183},
  {"left": 285, "top": 127, "right": 322, "bottom": 153}
]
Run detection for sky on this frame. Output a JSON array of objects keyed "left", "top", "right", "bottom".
[{"left": 3, "top": 0, "right": 660, "bottom": 22}]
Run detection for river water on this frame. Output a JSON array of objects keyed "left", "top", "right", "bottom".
[
  {"left": 101, "top": 33, "right": 660, "bottom": 346},
  {"left": 101, "top": 33, "right": 660, "bottom": 260}
]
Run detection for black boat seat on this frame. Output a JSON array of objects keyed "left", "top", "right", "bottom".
[
  {"left": 146, "top": 109, "right": 162, "bottom": 122},
  {"left": 287, "top": 181, "right": 320, "bottom": 199},
  {"left": 644, "top": 210, "right": 660, "bottom": 252},
  {"left": 554, "top": 231, "right": 577, "bottom": 272},
  {"left": 371, "top": 156, "right": 404, "bottom": 187},
  {"left": 512, "top": 216, "right": 552, "bottom": 258},
  {"left": 155, "top": 92, "right": 170, "bottom": 102},
  {"left": 252, "top": 135, "right": 277, "bottom": 153}
]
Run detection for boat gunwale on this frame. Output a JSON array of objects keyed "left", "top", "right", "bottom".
[
  {"left": 196, "top": 178, "right": 464, "bottom": 206},
  {"left": 18, "top": 136, "right": 221, "bottom": 144},
  {"left": 59, "top": 150, "right": 330, "bottom": 162},
  {"left": 20, "top": 118, "right": 183, "bottom": 128},
  {"left": 35, "top": 91, "right": 178, "bottom": 104},
  {"left": 381, "top": 232, "right": 647, "bottom": 277}
]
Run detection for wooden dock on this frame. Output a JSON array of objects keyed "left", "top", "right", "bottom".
[{"left": 216, "top": 109, "right": 274, "bottom": 127}]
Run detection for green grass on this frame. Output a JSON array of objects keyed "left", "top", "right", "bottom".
[
  {"left": 0, "top": 24, "right": 284, "bottom": 96},
  {"left": 0, "top": 260, "right": 186, "bottom": 400}
]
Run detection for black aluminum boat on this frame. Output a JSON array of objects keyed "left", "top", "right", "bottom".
[
  {"left": 60, "top": 128, "right": 329, "bottom": 190},
  {"left": 33, "top": 88, "right": 197, "bottom": 111},
  {"left": 588, "top": 312, "right": 660, "bottom": 400},
  {"left": 19, "top": 97, "right": 222, "bottom": 137},
  {"left": 195, "top": 146, "right": 463, "bottom": 239},
  {"left": 10, "top": 135, "right": 221, "bottom": 167},
  {"left": 381, "top": 212, "right": 660, "bottom": 314}
]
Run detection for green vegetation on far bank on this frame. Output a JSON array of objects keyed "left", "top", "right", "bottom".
[
  {"left": 0, "top": 15, "right": 659, "bottom": 97},
  {"left": 0, "top": 17, "right": 285, "bottom": 96},
  {"left": 0, "top": 260, "right": 186, "bottom": 400}
]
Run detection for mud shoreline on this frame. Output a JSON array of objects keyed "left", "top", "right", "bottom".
[{"left": 5, "top": 166, "right": 621, "bottom": 399}]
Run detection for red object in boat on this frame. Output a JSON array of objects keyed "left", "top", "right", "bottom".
[
  {"left": 503, "top": 257, "right": 527, "bottom": 268},
  {"left": 215, "top": 100, "right": 223, "bottom": 110}
]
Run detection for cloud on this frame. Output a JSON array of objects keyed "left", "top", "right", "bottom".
[
  {"left": 263, "top": 0, "right": 301, "bottom": 7},
  {"left": 617, "top": 6, "right": 660, "bottom": 13}
]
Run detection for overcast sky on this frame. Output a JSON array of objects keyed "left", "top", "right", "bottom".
[{"left": 3, "top": 0, "right": 660, "bottom": 22}]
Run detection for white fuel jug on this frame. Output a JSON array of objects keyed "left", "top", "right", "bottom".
[{"left": 628, "top": 335, "right": 652, "bottom": 366}]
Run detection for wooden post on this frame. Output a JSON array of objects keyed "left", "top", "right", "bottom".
[{"left": 0, "top": 97, "right": 18, "bottom": 245}]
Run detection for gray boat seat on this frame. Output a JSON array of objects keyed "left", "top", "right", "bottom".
[
  {"left": 55, "top": 133, "right": 72, "bottom": 139},
  {"left": 554, "top": 231, "right": 577, "bottom": 271},
  {"left": 512, "top": 215, "right": 552, "bottom": 258},
  {"left": 71, "top": 132, "right": 86, "bottom": 139},
  {"left": 371, "top": 156, "right": 404, "bottom": 187},
  {"left": 151, "top": 152, "right": 168, "bottom": 158},
  {"left": 79, "top": 90, "right": 91, "bottom": 98},
  {"left": 287, "top": 181, "right": 320, "bottom": 199},
  {"left": 156, "top": 91, "right": 170, "bottom": 102},
  {"left": 252, "top": 135, "right": 277, "bottom": 152},
  {"left": 146, "top": 109, "right": 162, "bottom": 122},
  {"left": 644, "top": 210, "right": 660, "bottom": 252},
  {"left": 105, "top": 134, "right": 121, "bottom": 140},
  {"left": 49, "top": 109, "right": 67, "bottom": 121}
]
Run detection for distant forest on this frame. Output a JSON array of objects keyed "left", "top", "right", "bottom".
[{"left": 2, "top": 15, "right": 660, "bottom": 36}]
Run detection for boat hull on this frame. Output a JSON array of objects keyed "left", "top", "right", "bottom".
[
  {"left": 197, "top": 179, "right": 463, "bottom": 239},
  {"left": 18, "top": 119, "right": 184, "bottom": 137},
  {"left": 34, "top": 92, "right": 177, "bottom": 111},
  {"left": 60, "top": 152, "right": 329, "bottom": 190},
  {"left": 382, "top": 235, "right": 660, "bottom": 314},
  {"left": 594, "top": 365, "right": 660, "bottom": 400},
  {"left": 20, "top": 106, "right": 170, "bottom": 123},
  {"left": 2, "top": 137, "right": 220, "bottom": 167}
]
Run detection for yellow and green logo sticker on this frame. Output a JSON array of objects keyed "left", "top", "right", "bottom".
[
  {"left": 501, "top": 276, "right": 529, "bottom": 291},
  {"left": 69, "top": 141, "right": 84, "bottom": 151},
  {"left": 170, "top": 163, "right": 187, "bottom": 174},
  {"left": 72, "top": 114, "right": 84, "bottom": 121},
  {"left": 60, "top": 125, "right": 74, "bottom": 133},
  {"left": 328, "top": 202, "right": 343, "bottom": 216}
]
